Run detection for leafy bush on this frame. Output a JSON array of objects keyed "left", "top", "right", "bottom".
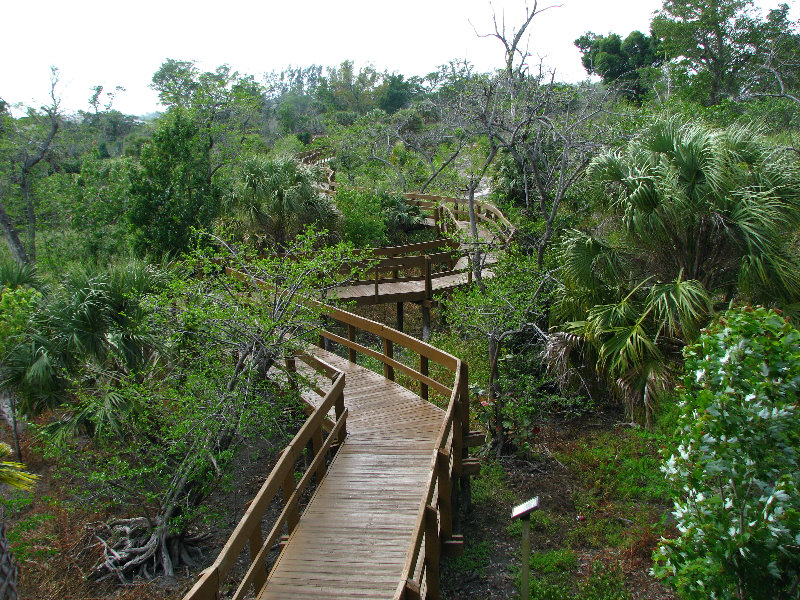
[
  {"left": 334, "top": 188, "right": 388, "bottom": 247},
  {"left": 653, "top": 306, "right": 800, "bottom": 599}
]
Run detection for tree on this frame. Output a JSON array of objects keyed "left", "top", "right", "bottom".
[
  {"left": 42, "top": 232, "right": 359, "bottom": 580},
  {"left": 446, "top": 251, "right": 553, "bottom": 455},
  {"left": 575, "top": 30, "right": 661, "bottom": 101},
  {"left": 128, "top": 109, "right": 219, "bottom": 256},
  {"left": 151, "top": 59, "right": 267, "bottom": 180},
  {"left": 651, "top": 0, "right": 764, "bottom": 105},
  {"left": 0, "top": 69, "right": 61, "bottom": 264},
  {"left": 547, "top": 118, "right": 800, "bottom": 423},
  {"left": 224, "top": 155, "right": 336, "bottom": 248},
  {"left": 654, "top": 307, "right": 800, "bottom": 599}
]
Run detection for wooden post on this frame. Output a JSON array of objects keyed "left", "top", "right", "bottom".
[
  {"left": 458, "top": 362, "right": 472, "bottom": 513},
  {"left": 437, "top": 450, "right": 453, "bottom": 540},
  {"left": 421, "top": 305, "right": 431, "bottom": 342},
  {"left": 420, "top": 354, "right": 429, "bottom": 401},
  {"left": 285, "top": 356, "right": 298, "bottom": 393},
  {"left": 396, "top": 302, "right": 404, "bottom": 332},
  {"left": 312, "top": 424, "right": 326, "bottom": 483},
  {"left": 334, "top": 386, "right": 347, "bottom": 444},
  {"left": 521, "top": 517, "right": 531, "bottom": 600},
  {"left": 424, "top": 256, "right": 432, "bottom": 299},
  {"left": 347, "top": 324, "right": 357, "bottom": 364},
  {"left": 383, "top": 338, "right": 395, "bottom": 381},
  {"left": 282, "top": 469, "right": 299, "bottom": 533},
  {"left": 424, "top": 505, "right": 440, "bottom": 600},
  {"left": 249, "top": 525, "right": 267, "bottom": 591}
]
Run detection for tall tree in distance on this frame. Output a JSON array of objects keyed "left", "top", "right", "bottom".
[
  {"left": 651, "top": 0, "right": 763, "bottom": 105},
  {"left": 0, "top": 68, "right": 61, "bottom": 264},
  {"left": 128, "top": 109, "right": 219, "bottom": 256},
  {"left": 575, "top": 30, "right": 661, "bottom": 101}
]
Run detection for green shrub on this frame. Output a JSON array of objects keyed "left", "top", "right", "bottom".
[
  {"left": 653, "top": 306, "right": 800, "bottom": 599},
  {"left": 335, "top": 188, "right": 388, "bottom": 248}
]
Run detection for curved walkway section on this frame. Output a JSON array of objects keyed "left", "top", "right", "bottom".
[
  {"left": 260, "top": 349, "right": 444, "bottom": 599},
  {"left": 184, "top": 295, "right": 477, "bottom": 600}
]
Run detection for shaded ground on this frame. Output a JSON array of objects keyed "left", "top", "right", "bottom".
[{"left": 442, "top": 411, "right": 678, "bottom": 600}]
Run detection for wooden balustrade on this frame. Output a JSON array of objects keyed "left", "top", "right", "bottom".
[
  {"left": 186, "top": 265, "right": 480, "bottom": 600},
  {"left": 183, "top": 358, "right": 347, "bottom": 600}
]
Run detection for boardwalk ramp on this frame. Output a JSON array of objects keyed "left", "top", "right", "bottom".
[{"left": 184, "top": 301, "right": 479, "bottom": 600}]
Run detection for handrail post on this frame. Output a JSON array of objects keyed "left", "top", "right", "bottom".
[
  {"left": 283, "top": 468, "right": 299, "bottom": 534},
  {"left": 285, "top": 356, "right": 298, "bottom": 394},
  {"left": 437, "top": 450, "right": 453, "bottom": 541},
  {"left": 248, "top": 526, "right": 267, "bottom": 591},
  {"left": 420, "top": 354, "right": 429, "bottom": 400},
  {"left": 383, "top": 338, "right": 395, "bottom": 381},
  {"left": 334, "top": 379, "right": 347, "bottom": 445},
  {"left": 424, "top": 504, "right": 440, "bottom": 600},
  {"left": 347, "top": 324, "right": 357, "bottom": 364},
  {"left": 424, "top": 256, "right": 432, "bottom": 299}
]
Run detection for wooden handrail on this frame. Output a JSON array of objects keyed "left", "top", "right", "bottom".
[
  {"left": 186, "top": 267, "right": 473, "bottom": 600},
  {"left": 183, "top": 369, "right": 347, "bottom": 600}
]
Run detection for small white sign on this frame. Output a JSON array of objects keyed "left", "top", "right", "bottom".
[{"left": 512, "top": 496, "right": 540, "bottom": 519}]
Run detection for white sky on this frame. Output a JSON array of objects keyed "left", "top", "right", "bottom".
[{"left": 0, "top": 0, "right": 793, "bottom": 116}]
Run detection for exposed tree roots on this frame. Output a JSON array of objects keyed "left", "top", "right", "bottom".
[{"left": 86, "top": 518, "right": 210, "bottom": 582}]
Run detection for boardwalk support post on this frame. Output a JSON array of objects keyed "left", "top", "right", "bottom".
[
  {"left": 396, "top": 302, "right": 404, "bottom": 332},
  {"left": 383, "top": 339, "right": 395, "bottom": 381},
  {"left": 424, "top": 504, "right": 440, "bottom": 600},
  {"left": 347, "top": 324, "right": 357, "bottom": 364}
]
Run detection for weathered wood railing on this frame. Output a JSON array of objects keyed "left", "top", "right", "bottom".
[
  {"left": 338, "top": 238, "right": 472, "bottom": 304},
  {"left": 312, "top": 305, "right": 479, "bottom": 600},
  {"left": 184, "top": 268, "right": 483, "bottom": 600},
  {"left": 183, "top": 354, "right": 347, "bottom": 600}
]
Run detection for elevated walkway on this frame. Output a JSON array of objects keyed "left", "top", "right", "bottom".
[{"left": 184, "top": 298, "right": 481, "bottom": 600}]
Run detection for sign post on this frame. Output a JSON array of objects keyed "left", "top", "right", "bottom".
[{"left": 511, "top": 497, "right": 540, "bottom": 600}]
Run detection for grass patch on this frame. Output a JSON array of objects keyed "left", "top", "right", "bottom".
[
  {"left": 558, "top": 429, "right": 671, "bottom": 502},
  {"left": 472, "top": 460, "right": 516, "bottom": 506},
  {"left": 445, "top": 539, "right": 493, "bottom": 577},
  {"left": 530, "top": 548, "right": 579, "bottom": 574}
]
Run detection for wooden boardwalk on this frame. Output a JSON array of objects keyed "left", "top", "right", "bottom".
[
  {"left": 184, "top": 298, "right": 477, "bottom": 600},
  {"left": 183, "top": 188, "right": 515, "bottom": 600},
  {"left": 260, "top": 349, "right": 443, "bottom": 599}
]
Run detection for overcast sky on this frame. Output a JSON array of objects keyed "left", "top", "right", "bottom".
[{"left": 0, "top": 0, "right": 792, "bottom": 116}]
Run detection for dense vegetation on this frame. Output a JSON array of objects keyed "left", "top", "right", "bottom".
[{"left": 1, "top": 0, "right": 799, "bottom": 598}]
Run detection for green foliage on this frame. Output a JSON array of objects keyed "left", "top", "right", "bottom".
[
  {"left": 38, "top": 231, "right": 361, "bottom": 547},
  {"left": 530, "top": 548, "right": 578, "bottom": 573},
  {"left": 561, "top": 430, "right": 671, "bottom": 503},
  {"left": 334, "top": 188, "right": 388, "bottom": 247},
  {"left": 0, "top": 285, "right": 40, "bottom": 357},
  {"left": 575, "top": 30, "right": 660, "bottom": 102},
  {"left": 128, "top": 109, "right": 219, "bottom": 256},
  {"left": 2, "top": 260, "right": 166, "bottom": 416},
  {"left": 224, "top": 154, "right": 336, "bottom": 247},
  {"left": 654, "top": 306, "right": 800, "bottom": 599},
  {"left": 549, "top": 117, "right": 800, "bottom": 423}
]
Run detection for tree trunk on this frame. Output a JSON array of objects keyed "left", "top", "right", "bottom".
[{"left": 0, "top": 202, "right": 28, "bottom": 264}]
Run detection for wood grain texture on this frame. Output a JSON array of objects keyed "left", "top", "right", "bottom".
[{"left": 258, "top": 349, "right": 444, "bottom": 600}]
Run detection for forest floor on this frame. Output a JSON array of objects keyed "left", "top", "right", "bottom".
[{"left": 440, "top": 412, "right": 678, "bottom": 600}]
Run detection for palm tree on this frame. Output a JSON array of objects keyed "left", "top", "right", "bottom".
[
  {"left": 547, "top": 118, "right": 800, "bottom": 423},
  {"left": 0, "top": 442, "right": 38, "bottom": 600},
  {"left": 226, "top": 155, "right": 339, "bottom": 247}
]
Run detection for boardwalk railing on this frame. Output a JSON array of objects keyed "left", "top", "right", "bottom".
[
  {"left": 337, "top": 238, "right": 472, "bottom": 305},
  {"left": 183, "top": 268, "right": 481, "bottom": 600},
  {"left": 183, "top": 355, "right": 348, "bottom": 600},
  {"left": 312, "top": 306, "right": 475, "bottom": 600}
]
